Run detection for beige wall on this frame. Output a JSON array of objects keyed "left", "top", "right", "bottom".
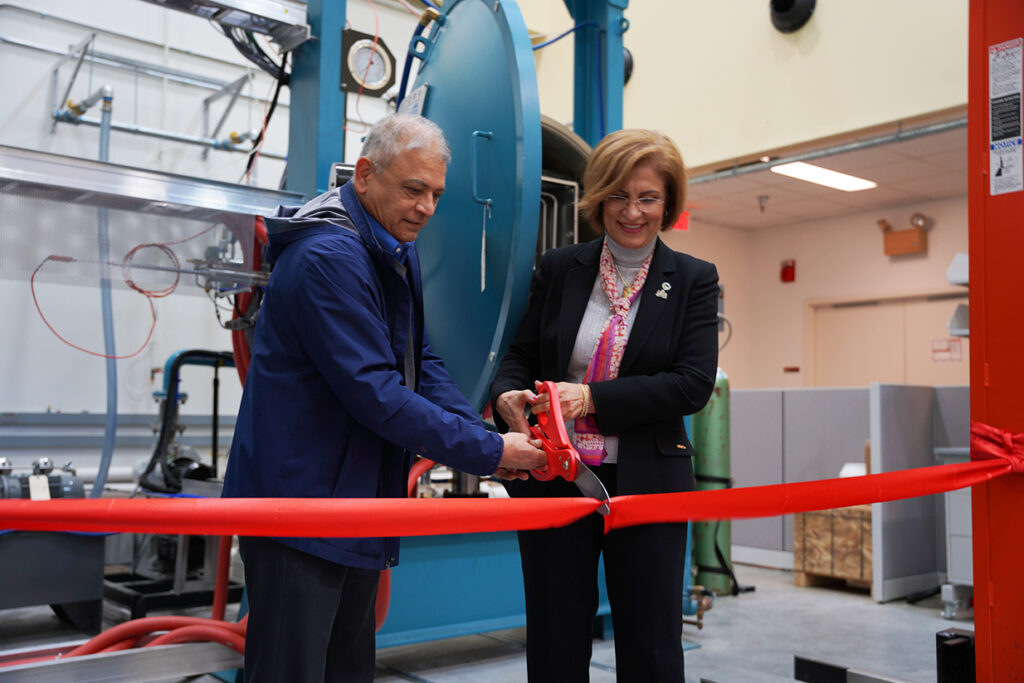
[
  {"left": 520, "top": 1, "right": 968, "bottom": 169},
  {"left": 660, "top": 221, "right": 752, "bottom": 386},
  {"left": 725, "top": 195, "right": 968, "bottom": 389}
]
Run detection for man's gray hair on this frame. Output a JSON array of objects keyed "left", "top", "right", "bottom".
[{"left": 361, "top": 114, "right": 451, "bottom": 170}]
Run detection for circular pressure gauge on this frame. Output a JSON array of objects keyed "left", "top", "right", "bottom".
[{"left": 341, "top": 30, "right": 396, "bottom": 97}]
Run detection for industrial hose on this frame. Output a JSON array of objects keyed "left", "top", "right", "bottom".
[
  {"left": 138, "top": 349, "right": 235, "bottom": 493},
  {"left": 92, "top": 90, "right": 116, "bottom": 499}
]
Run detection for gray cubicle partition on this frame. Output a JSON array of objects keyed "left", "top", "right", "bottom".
[
  {"left": 731, "top": 388, "right": 869, "bottom": 563},
  {"left": 932, "top": 386, "right": 972, "bottom": 585},
  {"left": 870, "top": 384, "right": 942, "bottom": 601},
  {"left": 931, "top": 385, "right": 971, "bottom": 577},
  {"left": 782, "top": 389, "right": 870, "bottom": 551},
  {"left": 731, "top": 390, "right": 784, "bottom": 559},
  {"left": 731, "top": 384, "right": 968, "bottom": 602}
]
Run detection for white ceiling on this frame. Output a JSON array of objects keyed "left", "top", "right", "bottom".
[{"left": 686, "top": 125, "right": 968, "bottom": 231}]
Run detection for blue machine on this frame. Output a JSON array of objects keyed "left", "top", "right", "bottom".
[
  {"left": 403, "top": 0, "right": 541, "bottom": 410},
  {"left": 381, "top": 0, "right": 605, "bottom": 644},
  {"left": 287, "top": 0, "right": 628, "bottom": 409},
  {"left": 280, "top": 0, "right": 652, "bottom": 649}
]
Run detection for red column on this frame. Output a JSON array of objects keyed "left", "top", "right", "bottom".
[{"left": 968, "top": 1, "right": 1024, "bottom": 679}]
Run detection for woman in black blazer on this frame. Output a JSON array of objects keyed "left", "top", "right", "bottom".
[{"left": 490, "top": 129, "right": 719, "bottom": 683}]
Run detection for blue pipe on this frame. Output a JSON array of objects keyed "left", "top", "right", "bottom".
[
  {"left": 92, "top": 86, "right": 116, "bottom": 498},
  {"left": 531, "top": 21, "right": 598, "bottom": 51},
  {"left": 395, "top": 21, "right": 428, "bottom": 109}
]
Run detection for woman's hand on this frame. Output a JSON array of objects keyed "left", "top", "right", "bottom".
[
  {"left": 531, "top": 381, "right": 591, "bottom": 420},
  {"left": 495, "top": 389, "right": 537, "bottom": 435}
]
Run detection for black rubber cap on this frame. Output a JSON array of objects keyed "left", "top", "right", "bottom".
[
  {"left": 623, "top": 46, "right": 634, "bottom": 85},
  {"left": 771, "top": 0, "right": 816, "bottom": 33}
]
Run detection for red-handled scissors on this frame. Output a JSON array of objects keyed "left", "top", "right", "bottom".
[{"left": 529, "top": 381, "right": 611, "bottom": 516}]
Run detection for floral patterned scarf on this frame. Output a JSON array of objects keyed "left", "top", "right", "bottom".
[{"left": 571, "top": 241, "right": 653, "bottom": 465}]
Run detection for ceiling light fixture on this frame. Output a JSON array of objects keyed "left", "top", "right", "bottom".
[{"left": 770, "top": 161, "right": 877, "bottom": 192}]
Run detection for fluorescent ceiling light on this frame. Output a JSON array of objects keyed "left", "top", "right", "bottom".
[{"left": 770, "top": 161, "right": 877, "bottom": 192}]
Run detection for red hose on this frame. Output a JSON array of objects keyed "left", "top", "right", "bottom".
[
  {"left": 67, "top": 616, "right": 244, "bottom": 657},
  {"left": 146, "top": 624, "right": 246, "bottom": 654},
  {"left": 407, "top": 457, "right": 436, "bottom": 498},
  {"left": 374, "top": 457, "right": 437, "bottom": 631},
  {"left": 99, "top": 637, "right": 142, "bottom": 653},
  {"left": 231, "top": 216, "right": 267, "bottom": 386}
]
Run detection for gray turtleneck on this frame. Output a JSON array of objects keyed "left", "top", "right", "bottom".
[{"left": 566, "top": 235, "right": 658, "bottom": 464}]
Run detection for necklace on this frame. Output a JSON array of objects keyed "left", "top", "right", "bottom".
[{"left": 612, "top": 261, "right": 635, "bottom": 298}]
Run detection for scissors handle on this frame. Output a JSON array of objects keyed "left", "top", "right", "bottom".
[{"left": 530, "top": 381, "right": 579, "bottom": 482}]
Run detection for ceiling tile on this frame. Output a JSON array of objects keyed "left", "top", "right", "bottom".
[
  {"left": 685, "top": 122, "right": 968, "bottom": 230},
  {"left": 688, "top": 175, "right": 765, "bottom": 198},
  {"left": 856, "top": 158, "right": 950, "bottom": 184},
  {"left": 924, "top": 148, "right": 967, "bottom": 172},
  {"left": 890, "top": 172, "right": 967, "bottom": 198},
  {"left": 811, "top": 147, "right": 906, "bottom": 173}
]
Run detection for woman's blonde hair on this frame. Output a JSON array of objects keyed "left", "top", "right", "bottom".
[{"left": 578, "top": 129, "right": 687, "bottom": 233}]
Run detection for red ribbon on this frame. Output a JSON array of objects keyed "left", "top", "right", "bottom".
[
  {"left": 0, "top": 449, "right": 1015, "bottom": 537},
  {"left": 971, "top": 420, "right": 1024, "bottom": 473}
]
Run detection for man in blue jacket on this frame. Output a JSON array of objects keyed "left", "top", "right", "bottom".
[{"left": 223, "top": 114, "right": 545, "bottom": 682}]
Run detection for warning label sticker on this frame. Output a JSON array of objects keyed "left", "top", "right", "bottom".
[{"left": 989, "top": 38, "right": 1023, "bottom": 195}]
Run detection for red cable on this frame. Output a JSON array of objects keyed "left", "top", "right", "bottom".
[
  {"left": 99, "top": 637, "right": 142, "bottom": 653},
  {"left": 145, "top": 624, "right": 246, "bottom": 654},
  {"left": 66, "top": 616, "right": 244, "bottom": 658},
  {"left": 30, "top": 256, "right": 158, "bottom": 360},
  {"left": 121, "top": 243, "right": 180, "bottom": 298},
  {"left": 407, "top": 457, "right": 436, "bottom": 498},
  {"left": 342, "top": 0, "right": 381, "bottom": 134},
  {"left": 211, "top": 535, "right": 232, "bottom": 622}
]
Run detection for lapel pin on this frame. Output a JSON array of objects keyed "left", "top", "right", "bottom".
[
  {"left": 655, "top": 289, "right": 668, "bottom": 299},
  {"left": 661, "top": 282, "right": 671, "bottom": 291}
]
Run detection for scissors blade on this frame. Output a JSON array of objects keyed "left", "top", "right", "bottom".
[{"left": 573, "top": 463, "right": 611, "bottom": 516}]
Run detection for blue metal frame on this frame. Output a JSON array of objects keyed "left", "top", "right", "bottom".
[
  {"left": 377, "top": 532, "right": 612, "bottom": 647},
  {"left": 285, "top": 0, "right": 347, "bottom": 198},
  {"left": 563, "top": 0, "right": 629, "bottom": 146}
]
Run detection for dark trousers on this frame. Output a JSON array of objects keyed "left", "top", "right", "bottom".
[
  {"left": 238, "top": 536, "right": 379, "bottom": 682},
  {"left": 517, "top": 464, "right": 688, "bottom": 683}
]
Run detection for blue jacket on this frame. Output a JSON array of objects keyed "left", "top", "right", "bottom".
[{"left": 223, "top": 181, "right": 504, "bottom": 570}]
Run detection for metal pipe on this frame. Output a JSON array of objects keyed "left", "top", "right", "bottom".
[
  {"left": 66, "top": 82, "right": 109, "bottom": 117},
  {"left": 689, "top": 117, "right": 968, "bottom": 185},
  {"left": 93, "top": 85, "right": 116, "bottom": 499},
  {"left": 212, "top": 364, "right": 220, "bottom": 476},
  {"left": 0, "top": 4, "right": 269, "bottom": 74},
  {"left": 52, "top": 114, "right": 286, "bottom": 161},
  {"left": 0, "top": 34, "right": 281, "bottom": 107}
]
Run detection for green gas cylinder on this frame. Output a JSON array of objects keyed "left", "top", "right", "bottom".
[{"left": 691, "top": 368, "right": 733, "bottom": 595}]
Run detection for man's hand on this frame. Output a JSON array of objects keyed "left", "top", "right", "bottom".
[
  {"left": 495, "top": 389, "right": 536, "bottom": 435},
  {"left": 494, "top": 432, "right": 546, "bottom": 480}
]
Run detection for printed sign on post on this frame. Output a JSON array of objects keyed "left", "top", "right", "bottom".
[{"left": 989, "top": 38, "right": 1023, "bottom": 195}]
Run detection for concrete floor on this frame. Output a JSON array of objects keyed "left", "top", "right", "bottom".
[
  {"left": 0, "top": 564, "right": 970, "bottom": 682},
  {"left": 374, "top": 565, "right": 965, "bottom": 683}
]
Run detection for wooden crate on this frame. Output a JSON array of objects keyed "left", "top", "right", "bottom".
[{"left": 793, "top": 505, "right": 872, "bottom": 588}]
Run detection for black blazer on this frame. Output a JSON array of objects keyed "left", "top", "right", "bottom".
[{"left": 490, "top": 237, "right": 719, "bottom": 496}]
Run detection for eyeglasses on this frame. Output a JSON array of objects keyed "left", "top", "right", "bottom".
[{"left": 604, "top": 194, "right": 665, "bottom": 212}]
